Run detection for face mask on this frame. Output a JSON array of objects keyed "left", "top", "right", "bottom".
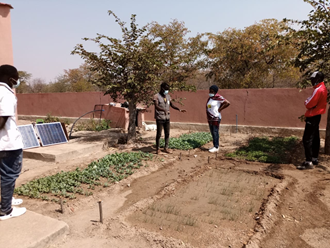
[
  {"left": 164, "top": 90, "right": 169, "bottom": 95},
  {"left": 12, "top": 78, "right": 20, "bottom": 88},
  {"left": 209, "top": 93, "right": 215, "bottom": 97}
]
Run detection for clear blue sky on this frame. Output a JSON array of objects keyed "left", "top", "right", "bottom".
[{"left": 8, "top": 0, "right": 312, "bottom": 82}]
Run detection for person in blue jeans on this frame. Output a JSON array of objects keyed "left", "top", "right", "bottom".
[
  {"left": 0, "top": 65, "right": 26, "bottom": 220},
  {"left": 206, "top": 85, "right": 230, "bottom": 153}
]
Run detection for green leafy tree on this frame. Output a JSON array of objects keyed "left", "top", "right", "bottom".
[
  {"left": 48, "top": 64, "right": 98, "bottom": 93},
  {"left": 16, "top": 71, "right": 32, "bottom": 93},
  {"left": 72, "top": 12, "right": 200, "bottom": 141},
  {"left": 285, "top": 0, "right": 330, "bottom": 154},
  {"left": 207, "top": 19, "right": 300, "bottom": 89},
  {"left": 147, "top": 20, "right": 206, "bottom": 91}
]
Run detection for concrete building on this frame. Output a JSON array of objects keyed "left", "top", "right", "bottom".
[{"left": 0, "top": 2, "right": 14, "bottom": 65}]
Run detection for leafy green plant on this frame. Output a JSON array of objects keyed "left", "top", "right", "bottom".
[
  {"left": 44, "top": 113, "right": 60, "bottom": 123},
  {"left": 159, "top": 132, "right": 212, "bottom": 150},
  {"left": 75, "top": 119, "right": 111, "bottom": 132},
  {"left": 226, "top": 136, "right": 298, "bottom": 163},
  {"left": 15, "top": 151, "right": 153, "bottom": 200}
]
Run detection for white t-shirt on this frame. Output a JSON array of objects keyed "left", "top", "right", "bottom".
[
  {"left": 0, "top": 82, "right": 23, "bottom": 151},
  {"left": 207, "top": 96, "right": 225, "bottom": 120}
]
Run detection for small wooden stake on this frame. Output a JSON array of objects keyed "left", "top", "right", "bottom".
[
  {"left": 60, "top": 198, "right": 64, "bottom": 214},
  {"left": 179, "top": 152, "right": 182, "bottom": 160},
  {"left": 98, "top": 200, "right": 103, "bottom": 224},
  {"left": 208, "top": 156, "right": 210, "bottom": 164},
  {"left": 216, "top": 153, "right": 218, "bottom": 159}
]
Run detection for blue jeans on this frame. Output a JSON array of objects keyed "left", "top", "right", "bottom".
[
  {"left": 209, "top": 121, "right": 220, "bottom": 148},
  {"left": 0, "top": 149, "right": 23, "bottom": 214}
]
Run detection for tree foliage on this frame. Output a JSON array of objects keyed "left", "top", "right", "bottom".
[
  {"left": 16, "top": 71, "right": 32, "bottom": 93},
  {"left": 285, "top": 0, "right": 330, "bottom": 86},
  {"left": 72, "top": 11, "right": 201, "bottom": 140},
  {"left": 206, "top": 19, "right": 300, "bottom": 89}
]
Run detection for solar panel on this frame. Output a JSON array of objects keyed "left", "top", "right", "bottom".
[
  {"left": 18, "top": 124, "right": 40, "bottom": 149},
  {"left": 36, "top": 122, "right": 68, "bottom": 147}
]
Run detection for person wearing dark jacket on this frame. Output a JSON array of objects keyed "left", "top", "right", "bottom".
[{"left": 298, "top": 71, "right": 328, "bottom": 170}]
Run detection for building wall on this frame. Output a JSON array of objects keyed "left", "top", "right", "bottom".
[
  {"left": 16, "top": 88, "right": 328, "bottom": 129},
  {"left": 0, "top": 4, "right": 13, "bottom": 65}
]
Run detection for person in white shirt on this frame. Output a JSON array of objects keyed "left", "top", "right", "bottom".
[
  {"left": 0, "top": 65, "right": 26, "bottom": 220},
  {"left": 206, "top": 85, "right": 230, "bottom": 153}
]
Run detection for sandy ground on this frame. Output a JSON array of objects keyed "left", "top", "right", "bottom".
[{"left": 13, "top": 121, "right": 330, "bottom": 248}]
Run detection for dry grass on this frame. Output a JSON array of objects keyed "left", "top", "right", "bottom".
[{"left": 130, "top": 168, "right": 279, "bottom": 247}]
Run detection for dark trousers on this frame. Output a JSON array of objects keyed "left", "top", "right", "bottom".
[
  {"left": 0, "top": 149, "right": 23, "bottom": 214},
  {"left": 303, "top": 115, "right": 321, "bottom": 162},
  {"left": 156, "top": 119, "right": 170, "bottom": 150},
  {"left": 209, "top": 121, "right": 221, "bottom": 148}
]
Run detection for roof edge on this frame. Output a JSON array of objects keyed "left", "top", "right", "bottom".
[{"left": 0, "top": 3, "right": 13, "bottom": 9}]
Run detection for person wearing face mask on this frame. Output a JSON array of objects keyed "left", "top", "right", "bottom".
[
  {"left": 0, "top": 64, "right": 26, "bottom": 220},
  {"left": 206, "top": 85, "right": 230, "bottom": 153},
  {"left": 297, "top": 71, "right": 328, "bottom": 170},
  {"left": 153, "top": 82, "right": 186, "bottom": 154}
]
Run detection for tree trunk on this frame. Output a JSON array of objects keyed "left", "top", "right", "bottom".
[
  {"left": 325, "top": 107, "right": 330, "bottom": 154},
  {"left": 127, "top": 102, "right": 137, "bottom": 142}
]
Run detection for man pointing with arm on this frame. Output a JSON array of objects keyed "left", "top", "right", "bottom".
[{"left": 153, "top": 82, "right": 186, "bottom": 154}]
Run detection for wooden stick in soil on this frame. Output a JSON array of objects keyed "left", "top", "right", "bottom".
[
  {"left": 98, "top": 200, "right": 103, "bottom": 224},
  {"left": 208, "top": 156, "right": 210, "bottom": 164},
  {"left": 179, "top": 152, "right": 182, "bottom": 160},
  {"left": 60, "top": 198, "right": 64, "bottom": 214}
]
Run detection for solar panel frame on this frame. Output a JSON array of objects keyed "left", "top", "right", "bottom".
[
  {"left": 36, "top": 122, "right": 68, "bottom": 147},
  {"left": 18, "top": 124, "right": 40, "bottom": 149}
]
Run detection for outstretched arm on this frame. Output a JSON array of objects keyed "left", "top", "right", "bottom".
[{"left": 170, "top": 101, "right": 186, "bottom": 113}]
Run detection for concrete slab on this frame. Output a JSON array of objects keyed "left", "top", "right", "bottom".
[
  {"left": 23, "top": 141, "right": 105, "bottom": 163},
  {"left": 0, "top": 210, "right": 68, "bottom": 248}
]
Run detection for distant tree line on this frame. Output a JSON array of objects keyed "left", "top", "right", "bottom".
[
  {"left": 17, "top": 18, "right": 302, "bottom": 94},
  {"left": 17, "top": 0, "right": 330, "bottom": 148}
]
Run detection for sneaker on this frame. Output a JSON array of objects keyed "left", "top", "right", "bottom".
[
  {"left": 209, "top": 147, "right": 219, "bottom": 153},
  {"left": 12, "top": 197, "right": 23, "bottom": 206},
  {"left": 312, "top": 158, "right": 319, "bottom": 166},
  {"left": 0, "top": 207, "right": 26, "bottom": 221},
  {"left": 297, "top": 161, "right": 314, "bottom": 170},
  {"left": 0, "top": 197, "right": 23, "bottom": 208},
  {"left": 208, "top": 147, "right": 215, "bottom": 152}
]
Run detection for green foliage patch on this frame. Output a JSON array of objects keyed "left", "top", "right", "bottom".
[
  {"left": 159, "top": 132, "right": 213, "bottom": 150},
  {"left": 226, "top": 136, "right": 298, "bottom": 164},
  {"left": 44, "top": 113, "right": 60, "bottom": 123},
  {"left": 15, "top": 151, "right": 153, "bottom": 201}
]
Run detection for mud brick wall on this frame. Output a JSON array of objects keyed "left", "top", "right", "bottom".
[{"left": 17, "top": 88, "right": 328, "bottom": 129}]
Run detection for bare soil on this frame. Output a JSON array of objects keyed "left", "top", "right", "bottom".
[{"left": 14, "top": 122, "right": 330, "bottom": 248}]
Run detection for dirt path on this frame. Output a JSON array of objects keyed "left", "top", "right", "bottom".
[{"left": 15, "top": 129, "right": 330, "bottom": 248}]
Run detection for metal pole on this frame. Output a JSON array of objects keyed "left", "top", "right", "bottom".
[{"left": 69, "top": 110, "right": 104, "bottom": 139}]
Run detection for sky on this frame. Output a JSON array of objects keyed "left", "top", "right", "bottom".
[{"left": 7, "top": 0, "right": 312, "bottom": 82}]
